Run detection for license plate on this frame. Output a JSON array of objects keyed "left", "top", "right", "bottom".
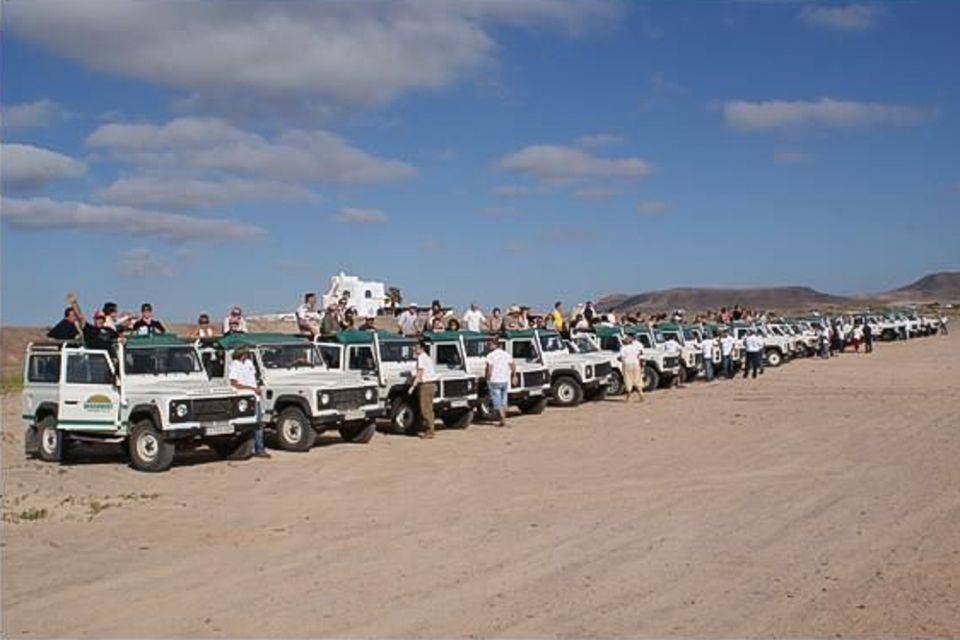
[
  {"left": 451, "top": 399, "right": 468, "bottom": 408},
  {"left": 529, "top": 389, "right": 542, "bottom": 396},
  {"left": 345, "top": 410, "right": 364, "bottom": 420},
  {"left": 204, "top": 422, "right": 234, "bottom": 436}
]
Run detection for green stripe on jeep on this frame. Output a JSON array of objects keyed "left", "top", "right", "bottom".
[
  {"left": 58, "top": 419, "right": 117, "bottom": 426},
  {"left": 22, "top": 414, "right": 34, "bottom": 420}
]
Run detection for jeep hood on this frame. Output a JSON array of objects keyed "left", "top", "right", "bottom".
[{"left": 124, "top": 376, "right": 237, "bottom": 397}]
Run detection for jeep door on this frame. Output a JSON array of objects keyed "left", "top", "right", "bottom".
[
  {"left": 317, "top": 343, "right": 344, "bottom": 370},
  {"left": 59, "top": 349, "right": 120, "bottom": 431}
]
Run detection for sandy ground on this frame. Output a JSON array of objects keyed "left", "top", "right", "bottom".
[{"left": 2, "top": 334, "right": 959, "bottom": 638}]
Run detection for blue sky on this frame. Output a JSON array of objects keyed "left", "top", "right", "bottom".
[{"left": 3, "top": 1, "right": 958, "bottom": 325}]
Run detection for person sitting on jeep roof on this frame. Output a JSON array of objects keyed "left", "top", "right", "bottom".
[
  {"left": 223, "top": 306, "right": 249, "bottom": 334},
  {"left": 397, "top": 304, "right": 419, "bottom": 336},
  {"left": 359, "top": 315, "right": 376, "bottom": 331},
  {"left": 83, "top": 310, "right": 118, "bottom": 352},
  {"left": 446, "top": 317, "right": 461, "bottom": 331},
  {"left": 189, "top": 313, "right": 216, "bottom": 339},
  {"left": 463, "top": 303, "right": 485, "bottom": 332},
  {"left": 296, "top": 293, "right": 322, "bottom": 338},
  {"left": 321, "top": 303, "right": 341, "bottom": 335},
  {"left": 132, "top": 303, "right": 166, "bottom": 336},
  {"left": 487, "top": 307, "right": 504, "bottom": 332},
  {"left": 47, "top": 303, "right": 81, "bottom": 340}
]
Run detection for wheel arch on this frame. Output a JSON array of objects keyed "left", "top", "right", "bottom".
[
  {"left": 128, "top": 404, "right": 161, "bottom": 428},
  {"left": 34, "top": 402, "right": 59, "bottom": 423},
  {"left": 273, "top": 395, "right": 311, "bottom": 416},
  {"left": 550, "top": 369, "right": 582, "bottom": 384}
]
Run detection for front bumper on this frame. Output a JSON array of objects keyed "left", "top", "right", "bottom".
[
  {"left": 507, "top": 386, "right": 548, "bottom": 404},
  {"left": 163, "top": 418, "right": 259, "bottom": 441},
  {"left": 435, "top": 396, "right": 480, "bottom": 413},
  {"left": 311, "top": 404, "right": 386, "bottom": 427}
]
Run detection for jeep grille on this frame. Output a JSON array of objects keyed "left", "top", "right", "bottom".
[
  {"left": 664, "top": 356, "right": 680, "bottom": 369},
  {"left": 594, "top": 362, "right": 612, "bottom": 379},
  {"left": 441, "top": 378, "right": 471, "bottom": 398},
  {"left": 522, "top": 370, "right": 548, "bottom": 388},
  {"left": 193, "top": 398, "right": 233, "bottom": 421},
  {"left": 328, "top": 387, "right": 373, "bottom": 411}
]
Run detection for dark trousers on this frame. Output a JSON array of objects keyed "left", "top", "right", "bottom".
[
  {"left": 703, "top": 358, "right": 715, "bottom": 382},
  {"left": 722, "top": 355, "right": 733, "bottom": 379},
  {"left": 743, "top": 351, "right": 761, "bottom": 379}
]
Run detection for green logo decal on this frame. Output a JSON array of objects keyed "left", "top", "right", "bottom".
[{"left": 83, "top": 394, "right": 114, "bottom": 413}]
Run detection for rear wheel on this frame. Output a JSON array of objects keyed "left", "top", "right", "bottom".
[
  {"left": 518, "top": 397, "right": 548, "bottom": 415},
  {"left": 606, "top": 371, "right": 625, "bottom": 396},
  {"left": 339, "top": 420, "right": 376, "bottom": 443},
  {"left": 441, "top": 408, "right": 472, "bottom": 429},
  {"left": 551, "top": 375, "right": 584, "bottom": 407},
  {"left": 128, "top": 420, "right": 174, "bottom": 472},
  {"left": 211, "top": 432, "right": 255, "bottom": 460},
  {"left": 37, "top": 416, "right": 64, "bottom": 463},
  {"left": 388, "top": 397, "right": 418, "bottom": 435},
  {"left": 475, "top": 395, "right": 497, "bottom": 422},
  {"left": 642, "top": 366, "right": 660, "bottom": 392},
  {"left": 276, "top": 406, "right": 315, "bottom": 451}
]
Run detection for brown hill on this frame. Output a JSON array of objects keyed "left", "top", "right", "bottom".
[
  {"left": 880, "top": 272, "right": 960, "bottom": 303},
  {"left": 598, "top": 286, "right": 848, "bottom": 315}
]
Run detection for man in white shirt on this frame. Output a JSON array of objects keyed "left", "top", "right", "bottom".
[
  {"left": 295, "top": 292, "right": 322, "bottom": 338},
  {"left": 662, "top": 336, "right": 684, "bottom": 387},
  {"left": 618, "top": 334, "right": 645, "bottom": 402},
  {"left": 228, "top": 349, "right": 268, "bottom": 458},
  {"left": 701, "top": 335, "right": 716, "bottom": 382},
  {"left": 719, "top": 330, "right": 736, "bottom": 379},
  {"left": 411, "top": 341, "right": 438, "bottom": 438},
  {"left": 397, "top": 305, "right": 419, "bottom": 336},
  {"left": 484, "top": 337, "right": 517, "bottom": 426},
  {"left": 743, "top": 330, "right": 763, "bottom": 380},
  {"left": 463, "top": 303, "right": 485, "bottom": 333}
]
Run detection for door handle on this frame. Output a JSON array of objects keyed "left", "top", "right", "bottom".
[{"left": 64, "top": 400, "right": 79, "bottom": 405}]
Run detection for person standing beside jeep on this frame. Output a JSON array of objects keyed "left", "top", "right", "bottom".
[
  {"left": 229, "top": 348, "right": 269, "bottom": 458},
  {"left": 743, "top": 330, "right": 763, "bottom": 380},
  {"left": 720, "top": 330, "right": 736, "bottom": 379},
  {"left": 485, "top": 336, "right": 517, "bottom": 426},
  {"left": 619, "top": 334, "right": 645, "bottom": 403},
  {"left": 411, "top": 341, "right": 438, "bottom": 439}
]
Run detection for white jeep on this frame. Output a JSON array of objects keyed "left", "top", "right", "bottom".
[
  {"left": 572, "top": 325, "right": 676, "bottom": 393},
  {"left": 623, "top": 324, "right": 685, "bottom": 388},
  {"left": 22, "top": 335, "right": 260, "bottom": 472},
  {"left": 200, "top": 333, "right": 384, "bottom": 451},
  {"left": 446, "top": 331, "right": 551, "bottom": 419},
  {"left": 530, "top": 329, "right": 611, "bottom": 406},
  {"left": 654, "top": 323, "right": 702, "bottom": 380},
  {"left": 317, "top": 330, "right": 478, "bottom": 434}
]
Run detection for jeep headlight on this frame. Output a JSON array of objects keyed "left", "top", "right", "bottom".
[
  {"left": 364, "top": 388, "right": 374, "bottom": 402},
  {"left": 237, "top": 398, "right": 249, "bottom": 414},
  {"left": 467, "top": 379, "right": 474, "bottom": 391},
  {"left": 585, "top": 365, "right": 593, "bottom": 378},
  {"left": 319, "top": 392, "right": 331, "bottom": 406},
  {"left": 170, "top": 401, "right": 191, "bottom": 421}
]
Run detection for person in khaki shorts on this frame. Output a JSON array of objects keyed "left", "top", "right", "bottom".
[
  {"left": 619, "top": 334, "right": 645, "bottom": 403},
  {"left": 411, "top": 341, "right": 438, "bottom": 438}
]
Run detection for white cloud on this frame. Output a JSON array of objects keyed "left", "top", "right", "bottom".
[
  {"left": 500, "top": 145, "right": 653, "bottom": 182},
  {"left": 333, "top": 207, "right": 389, "bottom": 225},
  {"left": 773, "top": 149, "right": 808, "bottom": 164},
  {"left": 2, "top": 144, "right": 87, "bottom": 191},
  {"left": 4, "top": 197, "right": 265, "bottom": 243},
  {"left": 4, "top": 99, "right": 73, "bottom": 128},
  {"left": 87, "top": 117, "right": 416, "bottom": 185},
  {"left": 576, "top": 133, "right": 623, "bottom": 148},
  {"left": 96, "top": 176, "right": 320, "bottom": 210},
  {"left": 799, "top": 4, "right": 885, "bottom": 32},
  {"left": 6, "top": 1, "right": 617, "bottom": 112},
  {"left": 117, "top": 248, "right": 175, "bottom": 278},
  {"left": 722, "top": 98, "right": 934, "bottom": 132},
  {"left": 636, "top": 201, "right": 669, "bottom": 215}
]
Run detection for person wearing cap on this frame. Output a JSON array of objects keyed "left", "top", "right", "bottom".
[
  {"left": 321, "top": 304, "right": 341, "bottom": 335},
  {"left": 229, "top": 348, "right": 269, "bottom": 458},
  {"left": 223, "top": 307, "right": 249, "bottom": 334},
  {"left": 83, "top": 310, "right": 118, "bottom": 351},
  {"left": 504, "top": 305, "right": 523, "bottom": 331},
  {"left": 484, "top": 336, "right": 517, "bottom": 427},
  {"left": 132, "top": 303, "right": 166, "bottom": 336},
  {"left": 397, "top": 304, "right": 419, "bottom": 336},
  {"left": 410, "top": 340, "right": 438, "bottom": 439},
  {"left": 619, "top": 334, "right": 645, "bottom": 403},
  {"left": 359, "top": 316, "right": 376, "bottom": 331}
]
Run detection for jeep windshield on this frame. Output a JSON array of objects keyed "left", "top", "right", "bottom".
[
  {"left": 572, "top": 336, "right": 599, "bottom": 353},
  {"left": 259, "top": 344, "right": 325, "bottom": 370},
  {"left": 124, "top": 346, "right": 202, "bottom": 375},
  {"left": 463, "top": 339, "right": 489, "bottom": 358},
  {"left": 683, "top": 329, "right": 698, "bottom": 342},
  {"left": 538, "top": 333, "right": 566, "bottom": 352},
  {"left": 379, "top": 341, "right": 417, "bottom": 363}
]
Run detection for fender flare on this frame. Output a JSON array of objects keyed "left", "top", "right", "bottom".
[
  {"left": 128, "top": 404, "right": 162, "bottom": 429},
  {"left": 33, "top": 402, "right": 59, "bottom": 424},
  {"left": 272, "top": 395, "right": 311, "bottom": 417},
  {"left": 550, "top": 368, "right": 582, "bottom": 385}
]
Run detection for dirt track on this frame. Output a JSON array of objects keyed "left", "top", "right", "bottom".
[{"left": 3, "top": 334, "right": 959, "bottom": 637}]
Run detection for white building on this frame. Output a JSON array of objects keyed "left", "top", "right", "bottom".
[{"left": 322, "top": 272, "right": 388, "bottom": 318}]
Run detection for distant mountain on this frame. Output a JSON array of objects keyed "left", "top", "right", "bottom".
[
  {"left": 597, "top": 286, "right": 847, "bottom": 315},
  {"left": 881, "top": 272, "right": 960, "bottom": 302}
]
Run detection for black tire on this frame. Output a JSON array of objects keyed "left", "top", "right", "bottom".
[
  {"left": 606, "top": 371, "right": 625, "bottom": 396},
  {"left": 128, "top": 419, "right": 175, "bottom": 472},
  {"left": 518, "top": 397, "right": 548, "bottom": 415},
  {"left": 765, "top": 349, "right": 783, "bottom": 368},
  {"left": 388, "top": 397, "right": 418, "bottom": 435},
  {"left": 339, "top": 420, "right": 376, "bottom": 443},
  {"left": 211, "top": 432, "right": 255, "bottom": 460},
  {"left": 37, "top": 415, "right": 64, "bottom": 463},
  {"left": 475, "top": 395, "right": 498, "bottom": 422},
  {"left": 642, "top": 365, "right": 660, "bottom": 393},
  {"left": 275, "top": 406, "right": 315, "bottom": 451},
  {"left": 586, "top": 386, "right": 608, "bottom": 401},
  {"left": 441, "top": 408, "right": 472, "bottom": 429},
  {"left": 551, "top": 375, "right": 584, "bottom": 407}
]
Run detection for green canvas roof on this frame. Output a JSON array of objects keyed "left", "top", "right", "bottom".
[
  {"left": 622, "top": 324, "right": 652, "bottom": 335},
  {"left": 333, "top": 330, "right": 413, "bottom": 345},
  {"left": 655, "top": 322, "right": 682, "bottom": 332},
  {"left": 124, "top": 333, "right": 190, "bottom": 347},
  {"left": 505, "top": 329, "right": 551, "bottom": 339},
  {"left": 207, "top": 332, "right": 310, "bottom": 349},
  {"left": 423, "top": 330, "right": 489, "bottom": 342},
  {"left": 593, "top": 325, "right": 623, "bottom": 338}
]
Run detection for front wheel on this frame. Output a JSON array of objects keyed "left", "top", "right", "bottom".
[
  {"left": 441, "top": 408, "right": 472, "bottom": 429},
  {"left": 211, "top": 432, "right": 255, "bottom": 460},
  {"left": 475, "top": 395, "right": 498, "bottom": 422},
  {"left": 606, "top": 371, "right": 625, "bottom": 396},
  {"left": 276, "top": 406, "right": 315, "bottom": 451},
  {"left": 388, "top": 397, "right": 418, "bottom": 435},
  {"left": 551, "top": 375, "right": 584, "bottom": 407},
  {"left": 642, "top": 366, "right": 660, "bottom": 392},
  {"left": 765, "top": 349, "right": 783, "bottom": 367},
  {"left": 586, "top": 386, "right": 608, "bottom": 401},
  {"left": 37, "top": 416, "right": 64, "bottom": 462},
  {"left": 128, "top": 420, "right": 175, "bottom": 472},
  {"left": 339, "top": 420, "right": 376, "bottom": 443},
  {"left": 518, "top": 397, "right": 548, "bottom": 415}
]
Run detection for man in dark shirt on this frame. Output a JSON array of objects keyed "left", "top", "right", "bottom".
[
  {"left": 83, "top": 311, "right": 118, "bottom": 351},
  {"left": 131, "top": 303, "right": 166, "bottom": 336},
  {"left": 47, "top": 307, "right": 81, "bottom": 340}
]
